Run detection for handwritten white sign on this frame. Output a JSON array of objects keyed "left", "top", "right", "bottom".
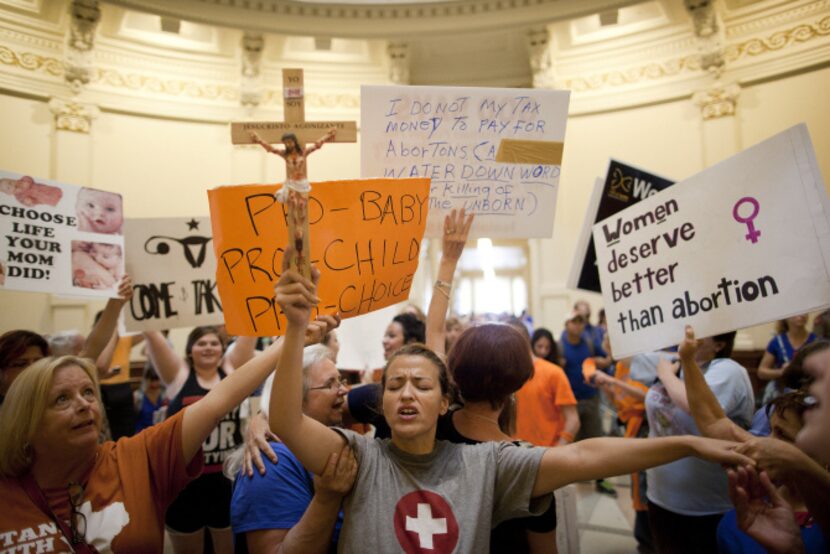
[
  {"left": 361, "top": 85, "right": 570, "bottom": 238},
  {"left": 0, "top": 170, "right": 124, "bottom": 298},
  {"left": 594, "top": 124, "right": 830, "bottom": 358},
  {"left": 124, "top": 217, "right": 223, "bottom": 331}
]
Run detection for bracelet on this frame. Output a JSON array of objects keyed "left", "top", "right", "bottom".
[
  {"left": 560, "top": 431, "right": 575, "bottom": 444},
  {"left": 434, "top": 286, "right": 451, "bottom": 300},
  {"left": 434, "top": 279, "right": 452, "bottom": 290}
]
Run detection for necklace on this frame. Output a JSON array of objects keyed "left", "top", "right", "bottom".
[{"left": 459, "top": 409, "right": 500, "bottom": 425}]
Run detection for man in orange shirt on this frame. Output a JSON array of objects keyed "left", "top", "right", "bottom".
[{"left": 508, "top": 320, "right": 580, "bottom": 446}]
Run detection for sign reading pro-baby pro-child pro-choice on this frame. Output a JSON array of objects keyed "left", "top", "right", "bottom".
[{"left": 594, "top": 124, "right": 830, "bottom": 359}]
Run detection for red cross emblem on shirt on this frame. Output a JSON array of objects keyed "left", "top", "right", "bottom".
[{"left": 393, "top": 490, "right": 460, "bottom": 553}]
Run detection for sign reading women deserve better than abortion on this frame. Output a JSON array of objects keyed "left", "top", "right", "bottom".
[
  {"left": 361, "top": 85, "right": 570, "bottom": 239},
  {"left": 0, "top": 170, "right": 125, "bottom": 298},
  {"left": 594, "top": 124, "right": 830, "bottom": 359}
]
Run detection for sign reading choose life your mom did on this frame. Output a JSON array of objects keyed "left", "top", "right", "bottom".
[
  {"left": 0, "top": 170, "right": 125, "bottom": 297},
  {"left": 208, "top": 178, "right": 430, "bottom": 336},
  {"left": 361, "top": 85, "right": 570, "bottom": 239},
  {"left": 594, "top": 124, "right": 830, "bottom": 359},
  {"left": 124, "top": 217, "right": 224, "bottom": 332}
]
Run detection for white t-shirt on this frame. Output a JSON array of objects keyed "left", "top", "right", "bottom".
[{"left": 645, "top": 358, "right": 754, "bottom": 515}]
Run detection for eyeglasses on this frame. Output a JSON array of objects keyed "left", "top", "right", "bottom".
[
  {"left": 67, "top": 481, "right": 87, "bottom": 545},
  {"left": 308, "top": 378, "right": 346, "bottom": 392}
]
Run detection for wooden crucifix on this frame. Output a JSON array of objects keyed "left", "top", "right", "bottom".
[{"left": 231, "top": 68, "right": 357, "bottom": 278}]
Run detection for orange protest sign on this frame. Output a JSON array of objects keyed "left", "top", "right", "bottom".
[{"left": 208, "top": 178, "right": 430, "bottom": 336}]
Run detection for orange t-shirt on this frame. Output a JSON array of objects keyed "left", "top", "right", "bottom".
[
  {"left": 0, "top": 410, "right": 202, "bottom": 553},
  {"left": 514, "top": 358, "right": 577, "bottom": 446}
]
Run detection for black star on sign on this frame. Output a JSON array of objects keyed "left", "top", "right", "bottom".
[{"left": 186, "top": 218, "right": 200, "bottom": 231}]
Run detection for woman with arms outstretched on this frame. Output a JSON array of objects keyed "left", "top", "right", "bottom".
[{"left": 268, "top": 263, "right": 754, "bottom": 553}]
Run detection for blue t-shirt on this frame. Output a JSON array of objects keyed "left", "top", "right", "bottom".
[
  {"left": 766, "top": 333, "right": 817, "bottom": 367},
  {"left": 561, "top": 337, "right": 605, "bottom": 400},
  {"left": 749, "top": 405, "right": 771, "bottom": 437},
  {"left": 231, "top": 441, "right": 342, "bottom": 552},
  {"left": 717, "top": 509, "right": 828, "bottom": 553}
]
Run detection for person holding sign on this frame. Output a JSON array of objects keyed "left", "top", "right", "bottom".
[
  {"left": 0, "top": 315, "right": 338, "bottom": 552},
  {"left": 267, "top": 260, "right": 755, "bottom": 553},
  {"left": 143, "top": 328, "right": 257, "bottom": 553},
  {"left": 249, "top": 129, "right": 336, "bottom": 277},
  {"left": 644, "top": 330, "right": 755, "bottom": 553}
]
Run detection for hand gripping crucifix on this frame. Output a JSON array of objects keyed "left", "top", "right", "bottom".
[{"left": 231, "top": 68, "right": 357, "bottom": 278}]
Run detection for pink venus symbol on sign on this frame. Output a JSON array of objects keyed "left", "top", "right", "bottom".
[{"left": 733, "top": 197, "right": 761, "bottom": 244}]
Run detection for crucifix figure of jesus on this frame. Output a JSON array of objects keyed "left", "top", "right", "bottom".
[
  {"left": 248, "top": 128, "right": 335, "bottom": 276},
  {"left": 231, "top": 68, "right": 357, "bottom": 278}
]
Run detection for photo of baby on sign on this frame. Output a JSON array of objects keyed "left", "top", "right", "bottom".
[
  {"left": 0, "top": 170, "right": 125, "bottom": 298},
  {"left": 71, "top": 187, "right": 125, "bottom": 289}
]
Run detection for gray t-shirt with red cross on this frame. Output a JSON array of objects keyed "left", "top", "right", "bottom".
[{"left": 333, "top": 428, "right": 552, "bottom": 554}]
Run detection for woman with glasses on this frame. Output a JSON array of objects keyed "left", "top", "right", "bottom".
[
  {"left": 227, "top": 344, "right": 352, "bottom": 552},
  {"left": 0, "top": 316, "right": 337, "bottom": 552}
]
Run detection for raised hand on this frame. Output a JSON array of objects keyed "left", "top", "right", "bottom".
[
  {"left": 275, "top": 243, "right": 319, "bottom": 327},
  {"left": 442, "top": 208, "right": 475, "bottom": 262},
  {"left": 656, "top": 355, "right": 680, "bottom": 379},
  {"left": 305, "top": 313, "right": 342, "bottom": 346},
  {"left": 115, "top": 274, "right": 133, "bottom": 303},
  {"left": 275, "top": 267, "right": 320, "bottom": 329},
  {"left": 678, "top": 325, "right": 701, "bottom": 361}
]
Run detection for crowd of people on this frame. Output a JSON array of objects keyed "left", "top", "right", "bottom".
[{"left": 0, "top": 210, "right": 828, "bottom": 554}]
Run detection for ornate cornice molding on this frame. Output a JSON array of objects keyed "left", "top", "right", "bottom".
[
  {"left": 0, "top": 42, "right": 363, "bottom": 111},
  {"left": 724, "top": 14, "right": 830, "bottom": 62},
  {"left": 0, "top": 45, "right": 64, "bottom": 77},
  {"left": 92, "top": 66, "right": 238, "bottom": 100},
  {"left": 0, "top": 27, "right": 64, "bottom": 53},
  {"left": 559, "top": 12, "right": 830, "bottom": 93},
  {"left": 726, "top": 0, "right": 829, "bottom": 39},
  {"left": 560, "top": 54, "right": 702, "bottom": 92}
]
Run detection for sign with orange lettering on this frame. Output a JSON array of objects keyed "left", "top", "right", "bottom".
[{"left": 208, "top": 178, "right": 430, "bottom": 336}]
